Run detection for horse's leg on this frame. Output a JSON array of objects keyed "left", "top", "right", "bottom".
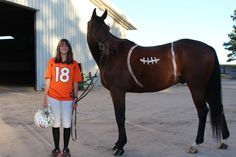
[
  {"left": 187, "top": 87, "right": 208, "bottom": 153},
  {"left": 218, "top": 114, "right": 230, "bottom": 149},
  {"left": 110, "top": 88, "right": 126, "bottom": 156}
]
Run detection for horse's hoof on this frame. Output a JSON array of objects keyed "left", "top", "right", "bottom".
[
  {"left": 112, "top": 145, "right": 118, "bottom": 151},
  {"left": 113, "top": 148, "right": 124, "bottom": 156},
  {"left": 218, "top": 143, "right": 228, "bottom": 149},
  {"left": 187, "top": 146, "right": 198, "bottom": 154}
]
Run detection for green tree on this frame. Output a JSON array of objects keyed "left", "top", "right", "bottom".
[{"left": 223, "top": 10, "right": 236, "bottom": 62}]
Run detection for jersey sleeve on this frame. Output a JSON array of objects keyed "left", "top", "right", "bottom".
[
  {"left": 73, "top": 61, "right": 82, "bottom": 82},
  {"left": 45, "top": 59, "right": 53, "bottom": 79}
]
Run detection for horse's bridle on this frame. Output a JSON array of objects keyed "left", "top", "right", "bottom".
[
  {"left": 88, "top": 18, "right": 116, "bottom": 66},
  {"left": 91, "top": 24, "right": 111, "bottom": 52}
]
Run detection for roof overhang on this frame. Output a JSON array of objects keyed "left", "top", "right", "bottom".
[
  {"left": 1, "top": 0, "right": 38, "bottom": 11},
  {"left": 90, "top": 0, "right": 137, "bottom": 30}
]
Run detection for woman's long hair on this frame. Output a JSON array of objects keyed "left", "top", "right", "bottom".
[{"left": 55, "top": 39, "right": 74, "bottom": 64}]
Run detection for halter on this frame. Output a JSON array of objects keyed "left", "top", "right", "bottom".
[{"left": 91, "top": 25, "right": 111, "bottom": 52}]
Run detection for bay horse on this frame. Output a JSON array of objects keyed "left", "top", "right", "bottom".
[{"left": 87, "top": 9, "right": 230, "bottom": 156}]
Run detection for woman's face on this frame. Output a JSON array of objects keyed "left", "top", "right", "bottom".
[{"left": 60, "top": 42, "right": 69, "bottom": 55}]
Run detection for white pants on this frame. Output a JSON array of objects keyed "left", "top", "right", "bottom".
[{"left": 48, "top": 96, "right": 73, "bottom": 128}]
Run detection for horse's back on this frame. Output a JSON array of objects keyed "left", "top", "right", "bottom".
[{"left": 174, "top": 39, "right": 215, "bottom": 59}]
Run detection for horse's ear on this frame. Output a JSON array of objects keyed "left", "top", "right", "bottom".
[
  {"left": 92, "top": 8, "right": 97, "bottom": 18},
  {"left": 101, "top": 9, "right": 108, "bottom": 20}
]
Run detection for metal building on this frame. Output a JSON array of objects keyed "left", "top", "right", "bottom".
[{"left": 0, "top": 0, "right": 136, "bottom": 90}]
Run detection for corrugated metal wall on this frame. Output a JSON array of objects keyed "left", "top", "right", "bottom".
[{"left": 6, "top": 0, "right": 128, "bottom": 90}]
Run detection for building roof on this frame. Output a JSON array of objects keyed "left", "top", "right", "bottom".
[{"left": 90, "top": 0, "right": 137, "bottom": 30}]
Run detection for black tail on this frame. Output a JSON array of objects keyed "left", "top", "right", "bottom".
[{"left": 206, "top": 49, "right": 224, "bottom": 140}]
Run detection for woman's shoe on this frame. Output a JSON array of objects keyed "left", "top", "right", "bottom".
[
  {"left": 63, "top": 148, "right": 71, "bottom": 157},
  {"left": 51, "top": 148, "right": 61, "bottom": 157}
]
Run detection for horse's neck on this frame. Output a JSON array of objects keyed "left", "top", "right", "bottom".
[
  {"left": 88, "top": 33, "right": 134, "bottom": 67},
  {"left": 110, "top": 34, "right": 124, "bottom": 42},
  {"left": 87, "top": 40, "right": 100, "bottom": 64},
  {"left": 91, "top": 48, "right": 101, "bottom": 65}
]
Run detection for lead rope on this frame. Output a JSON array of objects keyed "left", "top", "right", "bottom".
[
  {"left": 71, "top": 70, "right": 99, "bottom": 141},
  {"left": 71, "top": 108, "right": 77, "bottom": 141}
]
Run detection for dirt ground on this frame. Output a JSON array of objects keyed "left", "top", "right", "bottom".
[{"left": 0, "top": 79, "right": 235, "bottom": 157}]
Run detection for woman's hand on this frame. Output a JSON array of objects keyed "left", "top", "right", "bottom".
[
  {"left": 73, "top": 97, "right": 78, "bottom": 108},
  {"left": 42, "top": 96, "right": 48, "bottom": 107}
]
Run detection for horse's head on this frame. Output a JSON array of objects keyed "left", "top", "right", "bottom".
[
  {"left": 88, "top": 8, "right": 110, "bottom": 42},
  {"left": 87, "top": 9, "right": 115, "bottom": 66}
]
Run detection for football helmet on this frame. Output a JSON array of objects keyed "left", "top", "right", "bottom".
[{"left": 34, "top": 104, "right": 54, "bottom": 128}]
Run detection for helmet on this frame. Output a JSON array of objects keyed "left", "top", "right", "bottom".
[{"left": 34, "top": 105, "right": 54, "bottom": 128}]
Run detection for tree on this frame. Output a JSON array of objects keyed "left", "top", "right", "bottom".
[{"left": 223, "top": 10, "right": 236, "bottom": 62}]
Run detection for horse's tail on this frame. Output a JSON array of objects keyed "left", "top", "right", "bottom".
[{"left": 205, "top": 48, "right": 223, "bottom": 140}]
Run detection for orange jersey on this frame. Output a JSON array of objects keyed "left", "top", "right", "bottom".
[{"left": 45, "top": 58, "right": 82, "bottom": 100}]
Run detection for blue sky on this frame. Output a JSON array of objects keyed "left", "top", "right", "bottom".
[{"left": 110, "top": 0, "right": 236, "bottom": 64}]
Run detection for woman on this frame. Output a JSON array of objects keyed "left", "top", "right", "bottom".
[{"left": 43, "top": 39, "right": 82, "bottom": 157}]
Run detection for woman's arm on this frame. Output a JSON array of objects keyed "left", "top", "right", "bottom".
[
  {"left": 43, "top": 79, "right": 51, "bottom": 107},
  {"left": 73, "top": 82, "right": 79, "bottom": 108}
]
